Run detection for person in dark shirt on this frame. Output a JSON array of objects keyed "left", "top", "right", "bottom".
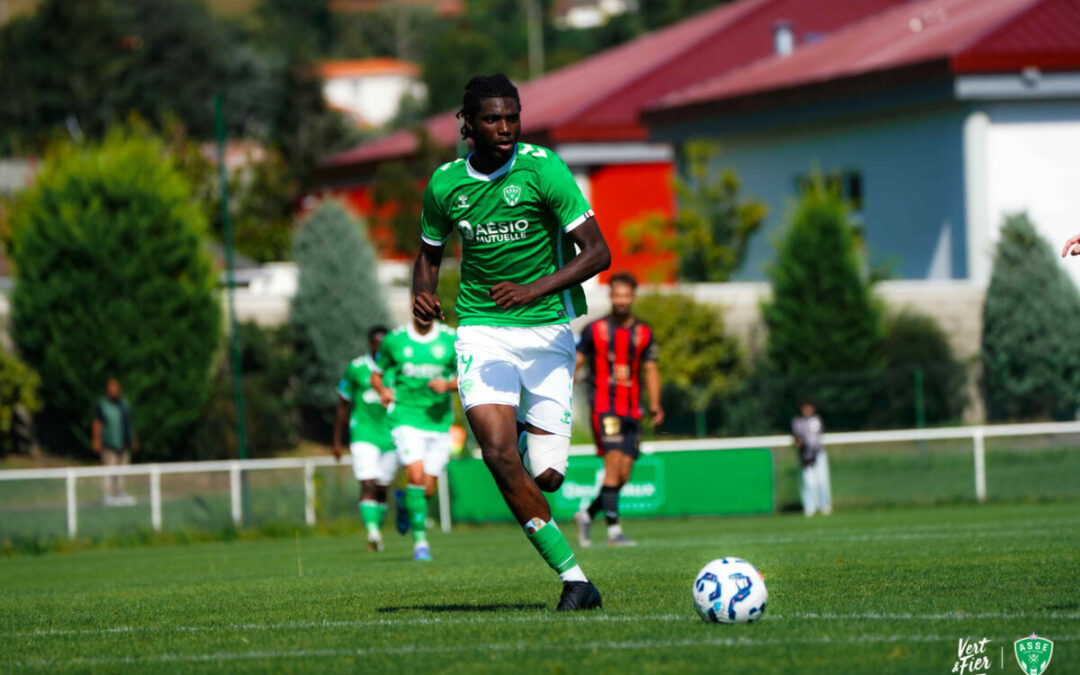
[
  {"left": 573, "top": 272, "right": 663, "bottom": 547},
  {"left": 92, "top": 378, "right": 138, "bottom": 506}
]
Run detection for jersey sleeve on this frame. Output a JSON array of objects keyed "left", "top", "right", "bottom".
[
  {"left": 641, "top": 324, "right": 659, "bottom": 362},
  {"left": 539, "top": 153, "right": 593, "bottom": 232},
  {"left": 420, "top": 178, "right": 453, "bottom": 247},
  {"left": 374, "top": 339, "right": 393, "bottom": 374}
]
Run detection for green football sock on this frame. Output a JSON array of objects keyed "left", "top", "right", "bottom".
[
  {"left": 406, "top": 485, "right": 428, "bottom": 544},
  {"left": 525, "top": 518, "right": 577, "bottom": 574},
  {"left": 376, "top": 502, "right": 388, "bottom": 528},
  {"left": 359, "top": 500, "right": 381, "bottom": 535}
]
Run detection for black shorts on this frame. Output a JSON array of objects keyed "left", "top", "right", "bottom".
[{"left": 591, "top": 412, "right": 641, "bottom": 459}]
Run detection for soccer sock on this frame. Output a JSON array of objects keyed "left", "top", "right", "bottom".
[
  {"left": 600, "top": 486, "right": 620, "bottom": 525},
  {"left": 587, "top": 493, "right": 602, "bottom": 519},
  {"left": 524, "top": 518, "right": 587, "bottom": 582},
  {"left": 376, "top": 502, "right": 388, "bottom": 528},
  {"left": 405, "top": 485, "right": 428, "bottom": 544},
  {"left": 359, "top": 500, "right": 382, "bottom": 537}
]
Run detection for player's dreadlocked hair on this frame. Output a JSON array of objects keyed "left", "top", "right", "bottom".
[{"left": 457, "top": 74, "right": 521, "bottom": 140}]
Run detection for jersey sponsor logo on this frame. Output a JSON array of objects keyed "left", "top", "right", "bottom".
[
  {"left": 402, "top": 362, "right": 445, "bottom": 379},
  {"left": 502, "top": 184, "right": 522, "bottom": 206},
  {"left": 456, "top": 219, "right": 530, "bottom": 243}
]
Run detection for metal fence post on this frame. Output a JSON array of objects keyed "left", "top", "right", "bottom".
[
  {"left": 438, "top": 468, "right": 451, "bottom": 533},
  {"left": 150, "top": 465, "right": 162, "bottom": 532},
  {"left": 304, "top": 461, "right": 315, "bottom": 527},
  {"left": 230, "top": 461, "right": 242, "bottom": 527},
  {"left": 973, "top": 428, "right": 987, "bottom": 503},
  {"left": 66, "top": 469, "right": 77, "bottom": 538}
]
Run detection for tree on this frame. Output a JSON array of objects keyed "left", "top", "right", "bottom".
[
  {"left": 0, "top": 351, "right": 43, "bottom": 456},
  {"left": 290, "top": 201, "right": 392, "bottom": 429},
  {"left": 10, "top": 128, "right": 221, "bottom": 459},
  {"left": 981, "top": 213, "right": 1080, "bottom": 421},
  {"left": 633, "top": 291, "right": 744, "bottom": 436},
  {"left": 0, "top": 0, "right": 265, "bottom": 153},
  {"left": 760, "top": 176, "right": 885, "bottom": 429}
]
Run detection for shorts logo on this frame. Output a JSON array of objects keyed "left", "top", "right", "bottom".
[
  {"left": 459, "top": 378, "right": 473, "bottom": 395},
  {"left": 503, "top": 185, "right": 522, "bottom": 206},
  {"left": 1014, "top": 634, "right": 1053, "bottom": 675},
  {"left": 561, "top": 410, "right": 572, "bottom": 425}
]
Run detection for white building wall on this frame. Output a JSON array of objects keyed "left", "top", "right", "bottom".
[
  {"left": 323, "top": 74, "right": 426, "bottom": 127},
  {"left": 983, "top": 101, "right": 1080, "bottom": 286}
]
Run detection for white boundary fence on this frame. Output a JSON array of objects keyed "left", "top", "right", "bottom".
[{"left": 2, "top": 420, "right": 1078, "bottom": 539}]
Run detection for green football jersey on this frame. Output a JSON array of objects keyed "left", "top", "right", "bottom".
[
  {"left": 420, "top": 143, "right": 592, "bottom": 327},
  {"left": 338, "top": 355, "right": 394, "bottom": 452},
  {"left": 375, "top": 322, "right": 457, "bottom": 432}
]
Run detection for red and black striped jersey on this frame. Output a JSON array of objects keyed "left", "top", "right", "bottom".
[{"left": 577, "top": 316, "right": 658, "bottom": 419}]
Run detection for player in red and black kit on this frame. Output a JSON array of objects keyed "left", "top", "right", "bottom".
[{"left": 573, "top": 271, "right": 663, "bottom": 547}]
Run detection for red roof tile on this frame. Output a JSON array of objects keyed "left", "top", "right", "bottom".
[
  {"left": 321, "top": 0, "right": 904, "bottom": 170},
  {"left": 649, "top": 0, "right": 1080, "bottom": 118}
]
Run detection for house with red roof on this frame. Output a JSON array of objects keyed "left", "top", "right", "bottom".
[
  {"left": 315, "top": 0, "right": 904, "bottom": 279},
  {"left": 644, "top": 0, "right": 1080, "bottom": 285}
]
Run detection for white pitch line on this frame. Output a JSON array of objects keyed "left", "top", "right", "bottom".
[
  {"left": 645, "top": 525, "right": 1080, "bottom": 548},
  {"left": 12, "top": 633, "right": 1080, "bottom": 669},
  {"left": 12, "top": 609, "right": 1080, "bottom": 639}
]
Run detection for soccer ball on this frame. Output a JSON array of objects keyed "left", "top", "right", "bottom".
[{"left": 692, "top": 557, "right": 768, "bottom": 624}]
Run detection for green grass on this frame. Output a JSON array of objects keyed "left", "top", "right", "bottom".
[{"left": 2, "top": 502, "right": 1079, "bottom": 673}]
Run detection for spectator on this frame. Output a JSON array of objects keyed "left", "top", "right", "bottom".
[
  {"left": 792, "top": 400, "right": 832, "bottom": 516},
  {"left": 92, "top": 378, "right": 138, "bottom": 506}
]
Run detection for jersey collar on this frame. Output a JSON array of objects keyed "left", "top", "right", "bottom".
[
  {"left": 465, "top": 146, "right": 517, "bottom": 182},
  {"left": 407, "top": 321, "right": 441, "bottom": 343}
]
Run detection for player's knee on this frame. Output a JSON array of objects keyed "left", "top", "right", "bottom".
[
  {"left": 523, "top": 432, "right": 569, "bottom": 485},
  {"left": 480, "top": 442, "right": 519, "bottom": 478},
  {"left": 534, "top": 468, "right": 564, "bottom": 492}
]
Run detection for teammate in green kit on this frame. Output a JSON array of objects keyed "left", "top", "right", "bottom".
[
  {"left": 411, "top": 74, "right": 611, "bottom": 610},
  {"left": 332, "top": 325, "right": 398, "bottom": 552},
  {"left": 370, "top": 314, "right": 457, "bottom": 561}
]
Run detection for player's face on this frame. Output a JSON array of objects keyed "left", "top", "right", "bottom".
[
  {"left": 610, "top": 282, "right": 635, "bottom": 317},
  {"left": 469, "top": 97, "right": 521, "bottom": 165},
  {"left": 369, "top": 332, "right": 385, "bottom": 356}
]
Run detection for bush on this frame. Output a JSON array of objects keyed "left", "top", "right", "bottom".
[
  {"left": 633, "top": 291, "right": 744, "bottom": 436},
  {"left": 290, "top": 202, "right": 391, "bottom": 433},
  {"left": 760, "top": 177, "right": 885, "bottom": 430},
  {"left": 877, "top": 310, "right": 968, "bottom": 427},
  {"left": 191, "top": 322, "right": 299, "bottom": 460},
  {"left": 0, "top": 351, "right": 42, "bottom": 455},
  {"left": 982, "top": 213, "right": 1080, "bottom": 421},
  {"left": 10, "top": 128, "right": 220, "bottom": 459}
]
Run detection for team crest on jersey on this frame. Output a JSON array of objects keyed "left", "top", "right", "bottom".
[
  {"left": 432, "top": 345, "right": 445, "bottom": 359},
  {"left": 404, "top": 346, "right": 414, "bottom": 358},
  {"left": 502, "top": 185, "right": 522, "bottom": 206}
]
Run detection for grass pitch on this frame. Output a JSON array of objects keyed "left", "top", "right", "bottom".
[{"left": 2, "top": 502, "right": 1078, "bottom": 674}]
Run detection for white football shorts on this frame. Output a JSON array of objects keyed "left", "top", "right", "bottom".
[
  {"left": 350, "top": 442, "right": 399, "bottom": 486},
  {"left": 455, "top": 323, "right": 575, "bottom": 438},
  {"left": 392, "top": 425, "right": 451, "bottom": 478}
]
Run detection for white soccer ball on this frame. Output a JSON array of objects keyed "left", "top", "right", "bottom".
[{"left": 692, "top": 557, "right": 768, "bottom": 624}]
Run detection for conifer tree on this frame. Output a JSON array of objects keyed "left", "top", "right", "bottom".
[
  {"left": 290, "top": 202, "right": 392, "bottom": 423},
  {"left": 982, "top": 213, "right": 1080, "bottom": 420}
]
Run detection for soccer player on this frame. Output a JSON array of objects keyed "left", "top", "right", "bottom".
[
  {"left": 411, "top": 74, "right": 611, "bottom": 610},
  {"left": 573, "top": 272, "right": 663, "bottom": 547},
  {"left": 370, "top": 314, "right": 457, "bottom": 561},
  {"left": 332, "top": 325, "right": 397, "bottom": 552}
]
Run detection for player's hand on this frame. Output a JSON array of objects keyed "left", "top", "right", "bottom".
[
  {"left": 1062, "top": 234, "right": 1080, "bottom": 257},
  {"left": 413, "top": 292, "right": 445, "bottom": 321},
  {"left": 428, "top": 379, "right": 451, "bottom": 394},
  {"left": 331, "top": 443, "right": 342, "bottom": 462},
  {"left": 379, "top": 388, "right": 396, "bottom": 407},
  {"left": 489, "top": 281, "right": 538, "bottom": 309},
  {"left": 650, "top": 404, "right": 665, "bottom": 427}
]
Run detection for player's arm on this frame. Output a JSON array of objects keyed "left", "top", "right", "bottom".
[
  {"left": 370, "top": 371, "right": 395, "bottom": 407},
  {"left": 574, "top": 351, "right": 586, "bottom": 379},
  {"left": 643, "top": 360, "right": 664, "bottom": 427},
  {"left": 490, "top": 217, "right": 611, "bottom": 309},
  {"left": 428, "top": 376, "right": 458, "bottom": 393},
  {"left": 332, "top": 397, "right": 349, "bottom": 461},
  {"left": 91, "top": 414, "right": 103, "bottom": 454},
  {"left": 413, "top": 241, "right": 446, "bottom": 321}
]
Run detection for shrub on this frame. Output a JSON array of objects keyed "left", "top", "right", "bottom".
[
  {"left": 0, "top": 351, "right": 42, "bottom": 455},
  {"left": 982, "top": 213, "right": 1080, "bottom": 420},
  {"left": 290, "top": 201, "right": 391, "bottom": 432},
  {"left": 633, "top": 291, "right": 744, "bottom": 436},
  {"left": 10, "top": 128, "right": 220, "bottom": 459},
  {"left": 760, "top": 176, "right": 885, "bottom": 430}
]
